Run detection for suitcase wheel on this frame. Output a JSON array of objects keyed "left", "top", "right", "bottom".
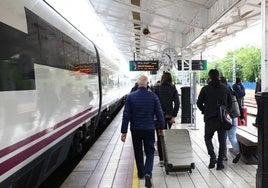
[
  {"left": 165, "top": 164, "right": 172, "bottom": 174},
  {"left": 191, "top": 163, "right": 195, "bottom": 170},
  {"left": 165, "top": 169, "right": 169, "bottom": 175}
]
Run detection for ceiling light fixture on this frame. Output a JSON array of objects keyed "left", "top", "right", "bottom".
[{"left": 143, "top": 27, "right": 150, "bottom": 35}]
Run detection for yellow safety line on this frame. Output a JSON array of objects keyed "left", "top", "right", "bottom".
[{"left": 132, "top": 162, "right": 139, "bottom": 188}]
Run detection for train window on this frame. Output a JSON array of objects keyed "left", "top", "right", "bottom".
[
  {"left": 0, "top": 55, "right": 36, "bottom": 91},
  {"left": 0, "top": 10, "right": 40, "bottom": 91},
  {"left": 63, "top": 37, "right": 79, "bottom": 68},
  {"left": 79, "top": 47, "right": 89, "bottom": 65},
  {"left": 38, "top": 18, "right": 65, "bottom": 69},
  {"left": 88, "top": 51, "right": 97, "bottom": 64}
]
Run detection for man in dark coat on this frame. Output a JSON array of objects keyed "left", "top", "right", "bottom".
[
  {"left": 121, "top": 75, "right": 164, "bottom": 187},
  {"left": 197, "top": 69, "right": 232, "bottom": 170}
]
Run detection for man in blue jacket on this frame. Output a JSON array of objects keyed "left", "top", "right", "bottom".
[{"left": 121, "top": 75, "right": 164, "bottom": 187}]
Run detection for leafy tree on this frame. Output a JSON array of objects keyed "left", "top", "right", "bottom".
[
  {"left": 233, "top": 46, "right": 261, "bottom": 81},
  {"left": 199, "top": 46, "right": 261, "bottom": 82}
]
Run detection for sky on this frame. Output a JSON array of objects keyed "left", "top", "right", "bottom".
[{"left": 202, "top": 22, "right": 262, "bottom": 61}]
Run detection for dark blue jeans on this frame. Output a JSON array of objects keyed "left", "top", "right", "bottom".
[
  {"left": 205, "top": 118, "right": 227, "bottom": 164},
  {"left": 131, "top": 129, "right": 155, "bottom": 177}
]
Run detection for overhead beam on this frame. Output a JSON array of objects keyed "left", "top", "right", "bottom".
[
  {"left": 183, "top": 0, "right": 242, "bottom": 50},
  {"left": 112, "top": 0, "right": 205, "bottom": 29},
  {"left": 96, "top": 11, "right": 176, "bottom": 32}
]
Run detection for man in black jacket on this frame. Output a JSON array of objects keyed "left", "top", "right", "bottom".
[{"left": 197, "top": 69, "right": 232, "bottom": 170}]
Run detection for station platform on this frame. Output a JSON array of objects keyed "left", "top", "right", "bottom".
[{"left": 61, "top": 107, "right": 257, "bottom": 188}]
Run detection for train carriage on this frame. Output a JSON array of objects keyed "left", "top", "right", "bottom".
[{"left": 0, "top": 1, "right": 129, "bottom": 187}]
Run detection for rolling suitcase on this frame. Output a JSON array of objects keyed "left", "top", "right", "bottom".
[{"left": 160, "top": 129, "right": 195, "bottom": 174}]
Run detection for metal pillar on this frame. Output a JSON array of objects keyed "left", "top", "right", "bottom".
[
  {"left": 232, "top": 55, "right": 236, "bottom": 83},
  {"left": 261, "top": 0, "right": 268, "bottom": 92},
  {"left": 256, "top": 92, "right": 268, "bottom": 188},
  {"left": 190, "top": 72, "right": 198, "bottom": 130},
  {"left": 256, "top": 1, "right": 268, "bottom": 187}
]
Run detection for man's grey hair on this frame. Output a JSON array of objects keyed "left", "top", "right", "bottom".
[{"left": 137, "top": 75, "right": 148, "bottom": 87}]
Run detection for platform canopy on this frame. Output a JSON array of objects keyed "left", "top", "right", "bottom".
[{"left": 89, "top": 0, "right": 260, "bottom": 61}]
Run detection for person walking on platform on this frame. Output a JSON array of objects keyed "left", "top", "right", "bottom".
[
  {"left": 121, "top": 75, "right": 165, "bottom": 188},
  {"left": 197, "top": 69, "right": 232, "bottom": 170},
  {"left": 232, "top": 77, "right": 246, "bottom": 106},
  {"left": 130, "top": 82, "right": 138, "bottom": 92},
  {"left": 130, "top": 81, "right": 152, "bottom": 93},
  {"left": 154, "top": 72, "right": 180, "bottom": 129},
  {"left": 153, "top": 72, "right": 180, "bottom": 166},
  {"left": 220, "top": 77, "right": 244, "bottom": 163},
  {"left": 253, "top": 78, "right": 261, "bottom": 127}
]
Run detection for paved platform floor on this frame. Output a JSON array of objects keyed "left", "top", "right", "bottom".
[{"left": 61, "top": 107, "right": 257, "bottom": 188}]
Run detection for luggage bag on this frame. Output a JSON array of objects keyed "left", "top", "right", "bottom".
[
  {"left": 160, "top": 129, "right": 195, "bottom": 174},
  {"left": 238, "top": 106, "right": 247, "bottom": 126}
]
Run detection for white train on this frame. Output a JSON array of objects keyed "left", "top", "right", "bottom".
[{"left": 0, "top": 1, "right": 130, "bottom": 187}]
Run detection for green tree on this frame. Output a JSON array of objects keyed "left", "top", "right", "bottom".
[
  {"left": 233, "top": 46, "right": 261, "bottom": 81},
  {"left": 199, "top": 46, "right": 261, "bottom": 83}
]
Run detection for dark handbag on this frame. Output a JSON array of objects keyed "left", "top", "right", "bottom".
[
  {"left": 228, "top": 95, "right": 241, "bottom": 118},
  {"left": 218, "top": 104, "right": 233, "bottom": 130}
]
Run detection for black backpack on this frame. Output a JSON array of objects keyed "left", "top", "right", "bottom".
[
  {"left": 233, "top": 84, "right": 245, "bottom": 98},
  {"left": 218, "top": 104, "right": 233, "bottom": 130}
]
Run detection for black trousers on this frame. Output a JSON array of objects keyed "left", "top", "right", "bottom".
[
  {"left": 204, "top": 117, "right": 227, "bottom": 164},
  {"left": 131, "top": 129, "right": 155, "bottom": 177}
]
